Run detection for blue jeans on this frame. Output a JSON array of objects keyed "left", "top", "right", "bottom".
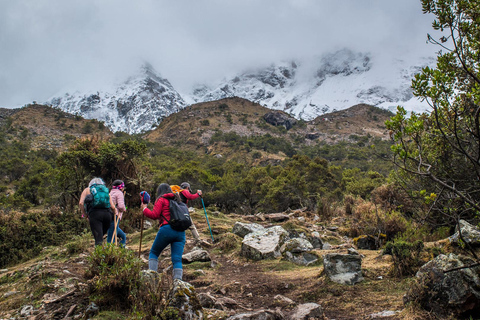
[
  {"left": 149, "top": 224, "right": 186, "bottom": 269},
  {"left": 106, "top": 221, "right": 126, "bottom": 246}
]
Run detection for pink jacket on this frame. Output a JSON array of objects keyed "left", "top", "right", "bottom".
[{"left": 110, "top": 188, "right": 126, "bottom": 219}]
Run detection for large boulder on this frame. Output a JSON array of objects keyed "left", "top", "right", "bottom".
[
  {"left": 280, "top": 238, "right": 318, "bottom": 266},
  {"left": 241, "top": 226, "right": 289, "bottom": 260},
  {"left": 449, "top": 219, "right": 480, "bottom": 245},
  {"left": 404, "top": 253, "right": 480, "bottom": 318},
  {"left": 263, "top": 111, "right": 297, "bottom": 130},
  {"left": 232, "top": 222, "right": 265, "bottom": 238},
  {"left": 167, "top": 279, "right": 203, "bottom": 320},
  {"left": 323, "top": 253, "right": 364, "bottom": 285}
]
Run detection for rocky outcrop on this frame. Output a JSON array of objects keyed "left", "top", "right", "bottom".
[
  {"left": 167, "top": 279, "right": 203, "bottom": 320},
  {"left": 323, "top": 253, "right": 364, "bottom": 285},
  {"left": 449, "top": 219, "right": 480, "bottom": 246},
  {"left": 263, "top": 111, "right": 297, "bottom": 130},
  {"left": 241, "top": 226, "right": 289, "bottom": 260},
  {"left": 404, "top": 253, "right": 480, "bottom": 318}
]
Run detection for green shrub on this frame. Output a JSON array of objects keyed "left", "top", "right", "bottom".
[
  {"left": 85, "top": 245, "right": 143, "bottom": 308},
  {"left": 384, "top": 240, "right": 424, "bottom": 277},
  {"left": 215, "top": 232, "right": 242, "bottom": 253}
]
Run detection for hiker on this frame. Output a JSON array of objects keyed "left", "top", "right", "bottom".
[
  {"left": 79, "top": 177, "right": 117, "bottom": 246},
  {"left": 177, "top": 182, "right": 203, "bottom": 244},
  {"left": 141, "top": 183, "right": 185, "bottom": 280},
  {"left": 107, "top": 179, "right": 127, "bottom": 247}
]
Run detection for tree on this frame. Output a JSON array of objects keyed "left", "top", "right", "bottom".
[{"left": 386, "top": 0, "right": 480, "bottom": 227}]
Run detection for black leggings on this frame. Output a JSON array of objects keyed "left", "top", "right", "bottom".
[{"left": 89, "top": 209, "right": 113, "bottom": 246}]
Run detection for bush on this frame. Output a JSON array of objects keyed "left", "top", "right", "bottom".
[
  {"left": 85, "top": 245, "right": 143, "bottom": 308},
  {"left": 384, "top": 240, "right": 424, "bottom": 277},
  {"left": 215, "top": 232, "right": 242, "bottom": 253}
]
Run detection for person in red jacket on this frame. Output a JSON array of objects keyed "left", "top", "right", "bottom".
[
  {"left": 179, "top": 182, "right": 203, "bottom": 243},
  {"left": 141, "top": 183, "right": 185, "bottom": 280}
]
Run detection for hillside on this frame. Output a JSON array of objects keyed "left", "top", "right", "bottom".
[
  {"left": 144, "top": 97, "right": 393, "bottom": 162},
  {"left": 0, "top": 104, "right": 113, "bottom": 150},
  {"left": 0, "top": 207, "right": 411, "bottom": 320}
]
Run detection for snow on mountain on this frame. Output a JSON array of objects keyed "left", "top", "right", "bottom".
[
  {"left": 46, "top": 49, "right": 434, "bottom": 134},
  {"left": 190, "top": 49, "right": 434, "bottom": 120},
  {"left": 47, "top": 63, "right": 185, "bottom": 134}
]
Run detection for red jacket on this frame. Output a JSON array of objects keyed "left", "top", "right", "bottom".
[
  {"left": 180, "top": 189, "right": 200, "bottom": 204},
  {"left": 143, "top": 193, "right": 175, "bottom": 227}
]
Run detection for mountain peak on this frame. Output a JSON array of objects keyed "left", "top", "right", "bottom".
[{"left": 47, "top": 62, "right": 185, "bottom": 134}]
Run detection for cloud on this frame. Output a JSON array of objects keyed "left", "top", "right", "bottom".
[{"left": 0, "top": 0, "right": 437, "bottom": 107}]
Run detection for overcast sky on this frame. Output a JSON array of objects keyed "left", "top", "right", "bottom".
[{"left": 0, "top": 0, "right": 438, "bottom": 107}]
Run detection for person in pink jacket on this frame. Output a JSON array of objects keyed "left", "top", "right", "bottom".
[
  {"left": 107, "top": 180, "right": 127, "bottom": 246},
  {"left": 178, "top": 182, "right": 203, "bottom": 243}
]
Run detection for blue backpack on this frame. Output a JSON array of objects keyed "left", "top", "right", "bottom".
[{"left": 89, "top": 184, "right": 111, "bottom": 209}]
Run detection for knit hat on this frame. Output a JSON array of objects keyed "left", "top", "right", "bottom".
[{"left": 180, "top": 182, "right": 191, "bottom": 191}]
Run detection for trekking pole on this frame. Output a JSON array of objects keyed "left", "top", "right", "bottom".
[
  {"left": 138, "top": 213, "right": 144, "bottom": 258},
  {"left": 200, "top": 197, "right": 214, "bottom": 243},
  {"left": 113, "top": 211, "right": 118, "bottom": 245},
  {"left": 114, "top": 212, "right": 120, "bottom": 245}
]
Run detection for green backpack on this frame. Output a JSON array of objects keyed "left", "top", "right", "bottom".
[{"left": 89, "top": 184, "right": 111, "bottom": 209}]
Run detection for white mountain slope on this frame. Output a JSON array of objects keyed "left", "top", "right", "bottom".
[
  {"left": 47, "top": 63, "right": 185, "bottom": 134},
  {"left": 47, "top": 49, "right": 434, "bottom": 134},
  {"left": 190, "top": 49, "right": 435, "bottom": 120}
]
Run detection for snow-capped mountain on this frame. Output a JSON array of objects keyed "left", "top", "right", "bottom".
[
  {"left": 48, "top": 63, "right": 185, "bottom": 134},
  {"left": 47, "top": 49, "right": 434, "bottom": 134},
  {"left": 190, "top": 49, "right": 434, "bottom": 120}
]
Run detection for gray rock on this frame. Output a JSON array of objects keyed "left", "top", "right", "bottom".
[
  {"left": 348, "top": 248, "right": 360, "bottom": 255},
  {"left": 404, "top": 253, "right": 480, "bottom": 317},
  {"left": 307, "top": 235, "right": 323, "bottom": 249},
  {"left": 264, "top": 213, "right": 290, "bottom": 222},
  {"left": 323, "top": 253, "right": 364, "bottom": 285},
  {"left": 215, "top": 297, "right": 239, "bottom": 310},
  {"left": 143, "top": 220, "right": 153, "bottom": 229},
  {"left": 20, "top": 305, "right": 34, "bottom": 317},
  {"left": 139, "top": 269, "right": 162, "bottom": 293},
  {"left": 449, "top": 219, "right": 480, "bottom": 245},
  {"left": 168, "top": 279, "right": 203, "bottom": 319},
  {"left": 3, "top": 291, "right": 18, "bottom": 298},
  {"left": 369, "top": 310, "right": 398, "bottom": 318},
  {"left": 289, "top": 303, "right": 324, "bottom": 319},
  {"left": 273, "top": 294, "right": 295, "bottom": 307},
  {"left": 281, "top": 238, "right": 318, "bottom": 266},
  {"left": 241, "top": 226, "right": 289, "bottom": 260},
  {"left": 281, "top": 238, "right": 313, "bottom": 253},
  {"left": 84, "top": 302, "right": 99, "bottom": 318},
  {"left": 232, "top": 222, "right": 265, "bottom": 238},
  {"left": 182, "top": 249, "right": 211, "bottom": 263},
  {"left": 226, "top": 309, "right": 284, "bottom": 319},
  {"left": 197, "top": 292, "right": 216, "bottom": 308},
  {"left": 322, "top": 242, "right": 332, "bottom": 250}
]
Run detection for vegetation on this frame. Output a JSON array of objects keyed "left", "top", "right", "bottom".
[{"left": 386, "top": 0, "right": 480, "bottom": 229}]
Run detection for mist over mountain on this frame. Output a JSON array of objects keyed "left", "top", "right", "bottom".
[
  {"left": 47, "top": 49, "right": 434, "bottom": 134},
  {"left": 190, "top": 49, "right": 434, "bottom": 120}
]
